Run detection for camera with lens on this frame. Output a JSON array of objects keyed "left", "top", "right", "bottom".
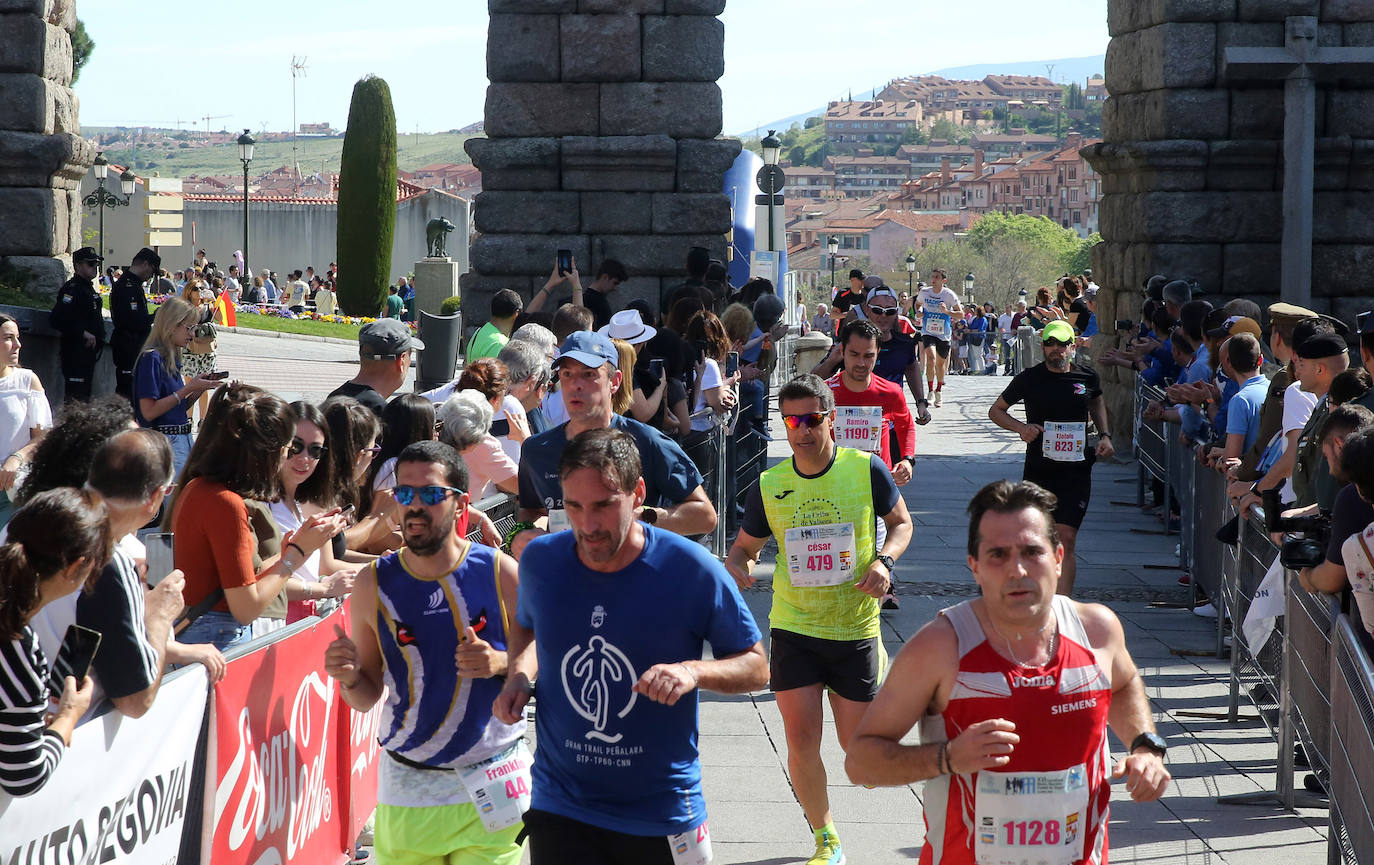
[{"left": 1262, "top": 489, "right": 1331, "bottom": 570}]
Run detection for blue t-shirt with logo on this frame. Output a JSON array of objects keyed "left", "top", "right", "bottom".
[
  {"left": 517, "top": 526, "right": 761, "bottom": 836},
  {"left": 1225, "top": 374, "right": 1270, "bottom": 453}
]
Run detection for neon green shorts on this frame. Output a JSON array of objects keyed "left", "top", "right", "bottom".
[{"left": 374, "top": 800, "right": 524, "bottom": 865}]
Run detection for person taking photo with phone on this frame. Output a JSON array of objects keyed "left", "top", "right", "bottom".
[
  {"left": 0, "top": 488, "right": 110, "bottom": 796},
  {"left": 133, "top": 298, "right": 223, "bottom": 479}
]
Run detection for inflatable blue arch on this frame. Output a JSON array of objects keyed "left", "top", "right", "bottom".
[{"left": 723, "top": 148, "right": 788, "bottom": 291}]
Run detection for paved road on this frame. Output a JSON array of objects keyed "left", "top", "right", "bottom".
[{"left": 238, "top": 329, "right": 1325, "bottom": 864}]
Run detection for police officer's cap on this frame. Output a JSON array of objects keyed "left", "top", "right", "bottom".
[
  {"left": 72, "top": 246, "right": 102, "bottom": 264},
  {"left": 1267, "top": 301, "right": 1318, "bottom": 326}
]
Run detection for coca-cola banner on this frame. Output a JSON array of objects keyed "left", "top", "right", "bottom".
[
  {"left": 0, "top": 666, "right": 208, "bottom": 865},
  {"left": 207, "top": 606, "right": 379, "bottom": 865}
]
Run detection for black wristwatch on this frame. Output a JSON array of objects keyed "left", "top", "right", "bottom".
[
  {"left": 904, "top": 455, "right": 917, "bottom": 468},
  {"left": 1130, "top": 731, "right": 1167, "bottom": 758},
  {"left": 875, "top": 553, "right": 897, "bottom": 574}
]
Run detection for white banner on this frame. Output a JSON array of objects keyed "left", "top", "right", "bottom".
[
  {"left": 1243, "top": 558, "right": 1286, "bottom": 654},
  {"left": 0, "top": 667, "right": 208, "bottom": 865}
]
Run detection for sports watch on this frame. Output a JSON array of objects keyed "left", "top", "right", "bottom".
[
  {"left": 875, "top": 553, "right": 897, "bottom": 574},
  {"left": 1130, "top": 731, "right": 1168, "bottom": 758}
]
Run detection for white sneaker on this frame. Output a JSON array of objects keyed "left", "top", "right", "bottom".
[
  {"left": 1193, "top": 602, "right": 1219, "bottom": 618},
  {"left": 934, "top": 389, "right": 943, "bottom": 407}
]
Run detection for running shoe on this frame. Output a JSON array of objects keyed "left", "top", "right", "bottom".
[
  {"left": 933, "top": 389, "right": 943, "bottom": 407},
  {"left": 806, "top": 830, "right": 845, "bottom": 865}
]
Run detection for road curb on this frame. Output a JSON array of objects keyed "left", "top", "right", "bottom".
[{"left": 218, "top": 326, "right": 358, "bottom": 347}]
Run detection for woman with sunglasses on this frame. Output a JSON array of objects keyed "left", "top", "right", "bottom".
[
  {"left": 169, "top": 385, "right": 349, "bottom": 650},
  {"left": 133, "top": 298, "right": 222, "bottom": 479},
  {"left": 273, "top": 401, "right": 358, "bottom": 622},
  {"left": 361, "top": 394, "right": 437, "bottom": 553}
]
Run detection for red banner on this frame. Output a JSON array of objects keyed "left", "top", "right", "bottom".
[{"left": 206, "top": 605, "right": 381, "bottom": 864}]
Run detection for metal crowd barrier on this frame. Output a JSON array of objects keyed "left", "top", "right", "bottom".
[
  {"left": 1285, "top": 571, "right": 1342, "bottom": 804},
  {"left": 1133, "top": 379, "right": 1171, "bottom": 512},
  {"left": 1224, "top": 509, "right": 1284, "bottom": 738},
  {"left": 1328, "top": 615, "right": 1374, "bottom": 863}
]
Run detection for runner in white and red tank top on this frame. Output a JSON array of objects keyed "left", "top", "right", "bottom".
[{"left": 844, "top": 480, "right": 1172, "bottom": 865}]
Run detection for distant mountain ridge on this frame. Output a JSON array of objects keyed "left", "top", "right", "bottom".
[{"left": 733, "top": 54, "right": 1105, "bottom": 137}]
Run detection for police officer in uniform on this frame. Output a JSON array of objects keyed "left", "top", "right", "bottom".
[
  {"left": 49, "top": 246, "right": 106, "bottom": 402},
  {"left": 109, "top": 247, "right": 160, "bottom": 398}
]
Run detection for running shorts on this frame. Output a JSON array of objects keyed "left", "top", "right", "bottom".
[
  {"left": 921, "top": 334, "right": 951, "bottom": 358},
  {"left": 769, "top": 628, "right": 885, "bottom": 702}
]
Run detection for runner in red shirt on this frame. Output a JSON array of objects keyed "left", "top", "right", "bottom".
[
  {"left": 824, "top": 319, "right": 916, "bottom": 481},
  {"left": 844, "top": 480, "right": 1171, "bottom": 865}
]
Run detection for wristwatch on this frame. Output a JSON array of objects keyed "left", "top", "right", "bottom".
[
  {"left": 904, "top": 455, "right": 917, "bottom": 468},
  {"left": 875, "top": 553, "right": 897, "bottom": 574},
  {"left": 1129, "top": 731, "right": 1167, "bottom": 758}
]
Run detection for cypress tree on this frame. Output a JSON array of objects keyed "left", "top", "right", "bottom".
[{"left": 336, "top": 75, "right": 397, "bottom": 316}]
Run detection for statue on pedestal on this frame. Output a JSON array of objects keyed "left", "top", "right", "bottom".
[{"left": 426, "top": 217, "right": 456, "bottom": 258}]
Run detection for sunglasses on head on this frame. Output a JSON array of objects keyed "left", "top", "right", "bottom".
[
  {"left": 782, "top": 412, "right": 829, "bottom": 430},
  {"left": 391, "top": 485, "right": 463, "bottom": 506},
  {"left": 288, "top": 438, "right": 326, "bottom": 460},
  {"left": 1042, "top": 337, "right": 1073, "bottom": 347}
]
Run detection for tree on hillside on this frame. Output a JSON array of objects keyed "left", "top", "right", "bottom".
[
  {"left": 966, "top": 212, "right": 1077, "bottom": 268},
  {"left": 336, "top": 75, "right": 398, "bottom": 317},
  {"left": 804, "top": 115, "right": 823, "bottom": 129},
  {"left": 1066, "top": 233, "right": 1102, "bottom": 276},
  {"left": 71, "top": 19, "right": 93, "bottom": 83}
]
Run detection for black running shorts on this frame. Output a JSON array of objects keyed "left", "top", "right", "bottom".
[
  {"left": 1024, "top": 464, "right": 1093, "bottom": 530},
  {"left": 769, "top": 628, "right": 882, "bottom": 702},
  {"left": 921, "top": 334, "right": 952, "bottom": 358}
]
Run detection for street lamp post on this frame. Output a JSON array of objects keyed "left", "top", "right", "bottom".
[
  {"left": 964, "top": 272, "right": 975, "bottom": 307},
  {"left": 237, "top": 130, "right": 255, "bottom": 276},
  {"left": 906, "top": 253, "right": 917, "bottom": 295},
  {"left": 83, "top": 153, "right": 135, "bottom": 261},
  {"left": 827, "top": 235, "right": 839, "bottom": 292},
  {"left": 758, "top": 130, "right": 783, "bottom": 253}
]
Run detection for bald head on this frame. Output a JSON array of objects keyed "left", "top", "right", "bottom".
[{"left": 87, "top": 428, "right": 173, "bottom": 504}]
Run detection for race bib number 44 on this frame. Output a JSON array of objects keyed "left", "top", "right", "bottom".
[
  {"left": 457, "top": 741, "right": 534, "bottom": 833},
  {"left": 974, "top": 764, "right": 1090, "bottom": 865},
  {"left": 835, "top": 406, "right": 884, "bottom": 452},
  {"left": 1042, "top": 421, "right": 1086, "bottom": 463},
  {"left": 784, "top": 522, "right": 857, "bottom": 587}
]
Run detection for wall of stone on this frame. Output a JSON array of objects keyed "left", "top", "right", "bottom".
[
  {"left": 463, "top": 0, "right": 740, "bottom": 323},
  {"left": 1084, "top": 0, "right": 1374, "bottom": 439},
  {"left": 0, "top": 0, "right": 92, "bottom": 293}
]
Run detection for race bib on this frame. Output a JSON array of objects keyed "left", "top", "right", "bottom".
[
  {"left": 925, "top": 314, "right": 949, "bottom": 338},
  {"left": 547, "top": 508, "right": 570, "bottom": 533},
  {"left": 834, "top": 406, "right": 884, "bottom": 453},
  {"left": 457, "top": 741, "right": 534, "bottom": 833},
  {"left": 667, "top": 820, "right": 713, "bottom": 864},
  {"left": 974, "top": 764, "right": 1090, "bottom": 865},
  {"left": 1042, "top": 421, "right": 1086, "bottom": 463},
  {"left": 784, "top": 522, "right": 857, "bottom": 587}
]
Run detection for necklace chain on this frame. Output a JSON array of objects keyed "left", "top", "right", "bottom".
[{"left": 992, "top": 615, "right": 1057, "bottom": 669}]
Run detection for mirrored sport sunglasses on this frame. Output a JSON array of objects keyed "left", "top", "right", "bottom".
[
  {"left": 391, "top": 485, "right": 463, "bottom": 506},
  {"left": 287, "top": 438, "right": 327, "bottom": 460},
  {"left": 782, "top": 412, "right": 828, "bottom": 430},
  {"left": 868, "top": 306, "right": 899, "bottom": 317},
  {"left": 1042, "top": 337, "right": 1073, "bottom": 347}
]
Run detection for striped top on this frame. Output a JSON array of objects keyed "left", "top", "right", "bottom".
[{"left": 0, "top": 627, "right": 66, "bottom": 796}]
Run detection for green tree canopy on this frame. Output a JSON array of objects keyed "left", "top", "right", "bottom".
[
  {"left": 336, "top": 75, "right": 398, "bottom": 317},
  {"left": 71, "top": 19, "right": 93, "bottom": 83}
]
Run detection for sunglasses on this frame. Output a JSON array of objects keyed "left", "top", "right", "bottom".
[
  {"left": 782, "top": 412, "right": 829, "bottom": 430},
  {"left": 361, "top": 445, "right": 383, "bottom": 455},
  {"left": 391, "top": 485, "right": 464, "bottom": 506},
  {"left": 1042, "top": 338, "right": 1072, "bottom": 347},
  {"left": 288, "top": 438, "right": 327, "bottom": 460},
  {"left": 869, "top": 306, "right": 899, "bottom": 316}
]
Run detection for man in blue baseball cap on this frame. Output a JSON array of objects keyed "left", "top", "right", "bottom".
[{"left": 508, "top": 330, "right": 717, "bottom": 558}]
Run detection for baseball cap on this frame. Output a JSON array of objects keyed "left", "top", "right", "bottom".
[
  {"left": 72, "top": 246, "right": 102, "bottom": 264},
  {"left": 1358, "top": 309, "right": 1373, "bottom": 334},
  {"left": 1206, "top": 314, "right": 1263, "bottom": 340},
  {"left": 1041, "top": 320, "right": 1075, "bottom": 343},
  {"left": 1144, "top": 274, "right": 1168, "bottom": 301},
  {"left": 866, "top": 286, "right": 899, "bottom": 303},
  {"left": 358, "top": 318, "right": 424, "bottom": 359},
  {"left": 862, "top": 275, "right": 885, "bottom": 291},
  {"left": 1083, "top": 285, "right": 1098, "bottom": 300},
  {"left": 555, "top": 330, "right": 618, "bottom": 370}
]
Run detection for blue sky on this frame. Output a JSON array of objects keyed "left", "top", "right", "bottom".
[{"left": 74, "top": 0, "right": 1108, "bottom": 136}]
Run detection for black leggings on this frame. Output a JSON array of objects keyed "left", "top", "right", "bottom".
[{"left": 525, "top": 809, "right": 675, "bottom": 865}]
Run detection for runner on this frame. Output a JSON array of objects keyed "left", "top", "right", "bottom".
[
  {"left": 845, "top": 479, "right": 1171, "bottom": 865},
  {"left": 494, "top": 427, "right": 768, "bottom": 864},
  {"left": 324, "top": 440, "right": 529, "bottom": 865},
  {"left": 726, "top": 373, "right": 913, "bottom": 865},
  {"left": 988, "top": 320, "right": 1113, "bottom": 595},
  {"left": 824, "top": 321, "right": 917, "bottom": 484},
  {"left": 916, "top": 269, "right": 962, "bottom": 407},
  {"left": 812, "top": 286, "right": 931, "bottom": 426}
]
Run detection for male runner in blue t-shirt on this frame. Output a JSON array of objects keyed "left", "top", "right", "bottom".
[{"left": 495, "top": 428, "right": 768, "bottom": 864}]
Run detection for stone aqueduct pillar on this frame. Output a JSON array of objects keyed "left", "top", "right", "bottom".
[
  {"left": 463, "top": 0, "right": 740, "bottom": 323},
  {"left": 1084, "top": 0, "right": 1374, "bottom": 440},
  {"left": 0, "top": 0, "right": 92, "bottom": 295}
]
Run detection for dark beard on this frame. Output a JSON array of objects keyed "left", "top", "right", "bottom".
[{"left": 403, "top": 510, "right": 447, "bottom": 556}]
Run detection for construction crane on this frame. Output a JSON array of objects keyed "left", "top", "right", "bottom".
[{"left": 200, "top": 113, "right": 230, "bottom": 137}]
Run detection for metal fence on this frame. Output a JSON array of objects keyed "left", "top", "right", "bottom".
[{"left": 1130, "top": 369, "right": 1374, "bottom": 849}]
